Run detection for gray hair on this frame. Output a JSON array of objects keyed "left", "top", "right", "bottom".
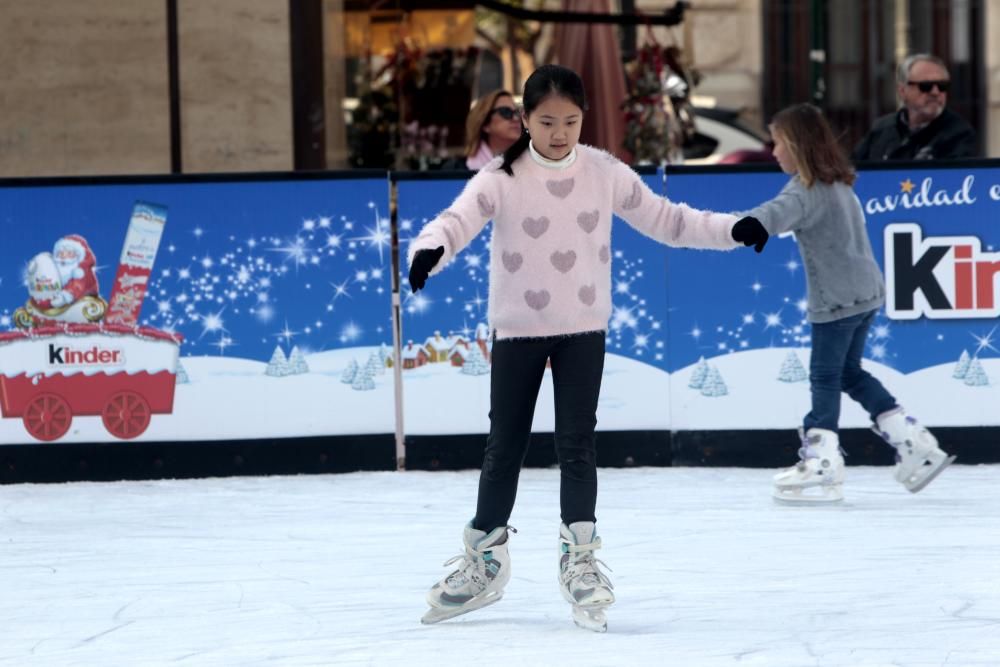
[{"left": 897, "top": 54, "right": 949, "bottom": 84}]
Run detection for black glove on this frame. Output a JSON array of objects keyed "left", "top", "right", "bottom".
[
  {"left": 408, "top": 246, "right": 445, "bottom": 292},
  {"left": 731, "top": 216, "right": 769, "bottom": 253}
]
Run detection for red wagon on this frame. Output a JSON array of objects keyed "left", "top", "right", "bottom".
[{"left": 0, "top": 323, "right": 182, "bottom": 441}]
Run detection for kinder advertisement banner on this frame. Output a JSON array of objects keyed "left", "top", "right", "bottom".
[
  {"left": 0, "top": 177, "right": 394, "bottom": 444},
  {"left": 664, "top": 165, "right": 998, "bottom": 430},
  {"left": 396, "top": 171, "right": 672, "bottom": 434}
]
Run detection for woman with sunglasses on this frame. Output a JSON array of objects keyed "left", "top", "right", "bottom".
[
  {"left": 463, "top": 90, "right": 525, "bottom": 170},
  {"left": 852, "top": 53, "right": 977, "bottom": 161}
]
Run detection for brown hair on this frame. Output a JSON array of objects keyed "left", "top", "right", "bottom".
[
  {"left": 770, "top": 103, "right": 856, "bottom": 187},
  {"left": 464, "top": 90, "right": 514, "bottom": 158}
]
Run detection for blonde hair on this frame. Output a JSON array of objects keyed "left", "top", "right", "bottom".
[
  {"left": 464, "top": 90, "right": 514, "bottom": 158},
  {"left": 770, "top": 103, "right": 856, "bottom": 187}
]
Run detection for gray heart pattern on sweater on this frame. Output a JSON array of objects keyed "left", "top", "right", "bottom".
[
  {"left": 524, "top": 290, "right": 550, "bottom": 310},
  {"left": 546, "top": 178, "right": 575, "bottom": 199},
  {"left": 501, "top": 251, "right": 523, "bottom": 273},
  {"left": 578, "top": 284, "right": 596, "bottom": 306},
  {"left": 477, "top": 193, "right": 496, "bottom": 217},
  {"left": 522, "top": 216, "right": 550, "bottom": 239},
  {"left": 599, "top": 245, "right": 610, "bottom": 264},
  {"left": 576, "top": 209, "right": 599, "bottom": 233},
  {"left": 621, "top": 181, "right": 642, "bottom": 210},
  {"left": 550, "top": 250, "right": 577, "bottom": 273}
]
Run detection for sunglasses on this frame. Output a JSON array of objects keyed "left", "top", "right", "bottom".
[
  {"left": 488, "top": 106, "right": 519, "bottom": 121},
  {"left": 907, "top": 80, "right": 950, "bottom": 93}
]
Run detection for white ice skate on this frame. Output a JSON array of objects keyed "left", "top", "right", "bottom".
[
  {"left": 559, "top": 521, "right": 615, "bottom": 632},
  {"left": 873, "top": 408, "right": 955, "bottom": 493},
  {"left": 772, "top": 428, "right": 846, "bottom": 504},
  {"left": 421, "top": 522, "right": 513, "bottom": 625}
]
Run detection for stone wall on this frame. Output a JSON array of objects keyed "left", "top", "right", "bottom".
[
  {"left": 0, "top": 0, "right": 170, "bottom": 177},
  {"left": 0, "top": 0, "right": 292, "bottom": 177}
]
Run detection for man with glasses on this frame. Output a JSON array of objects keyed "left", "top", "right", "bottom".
[{"left": 852, "top": 54, "right": 977, "bottom": 161}]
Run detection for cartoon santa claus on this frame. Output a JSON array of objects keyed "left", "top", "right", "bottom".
[{"left": 49, "top": 234, "right": 100, "bottom": 308}]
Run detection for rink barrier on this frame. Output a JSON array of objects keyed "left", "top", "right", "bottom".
[{"left": 2, "top": 159, "right": 999, "bottom": 483}]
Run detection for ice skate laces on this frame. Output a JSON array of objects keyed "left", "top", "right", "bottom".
[
  {"left": 442, "top": 525, "right": 513, "bottom": 592},
  {"left": 564, "top": 537, "right": 614, "bottom": 589},
  {"left": 441, "top": 551, "right": 486, "bottom": 592}
]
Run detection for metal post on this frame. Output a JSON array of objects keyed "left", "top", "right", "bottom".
[
  {"left": 809, "top": 0, "right": 827, "bottom": 106},
  {"left": 389, "top": 176, "right": 406, "bottom": 471}
]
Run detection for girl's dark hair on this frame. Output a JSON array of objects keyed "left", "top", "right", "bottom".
[
  {"left": 770, "top": 103, "right": 856, "bottom": 187},
  {"left": 500, "top": 64, "right": 588, "bottom": 176}
]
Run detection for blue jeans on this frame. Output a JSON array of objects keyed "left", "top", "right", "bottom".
[{"left": 804, "top": 309, "right": 897, "bottom": 433}]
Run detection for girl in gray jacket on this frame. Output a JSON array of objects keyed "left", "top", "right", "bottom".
[{"left": 745, "top": 103, "right": 954, "bottom": 504}]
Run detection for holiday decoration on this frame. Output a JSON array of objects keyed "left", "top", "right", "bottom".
[
  {"left": 688, "top": 356, "right": 709, "bottom": 389},
  {"left": 777, "top": 350, "right": 808, "bottom": 383},
  {"left": 265, "top": 346, "right": 292, "bottom": 377},
  {"left": 952, "top": 349, "right": 971, "bottom": 379},
  {"left": 461, "top": 343, "right": 490, "bottom": 376},
  {"left": 964, "top": 358, "right": 989, "bottom": 387},
  {"left": 700, "top": 365, "right": 729, "bottom": 397}
]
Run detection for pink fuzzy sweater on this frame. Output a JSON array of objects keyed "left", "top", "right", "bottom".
[{"left": 407, "top": 145, "right": 740, "bottom": 340}]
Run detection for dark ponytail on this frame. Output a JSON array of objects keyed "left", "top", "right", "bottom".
[
  {"left": 500, "top": 130, "right": 531, "bottom": 176},
  {"left": 499, "top": 64, "right": 588, "bottom": 177}
]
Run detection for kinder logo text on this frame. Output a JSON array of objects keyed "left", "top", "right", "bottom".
[
  {"left": 48, "top": 344, "right": 125, "bottom": 366},
  {"left": 885, "top": 223, "right": 1000, "bottom": 319}
]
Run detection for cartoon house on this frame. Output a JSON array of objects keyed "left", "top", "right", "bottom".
[
  {"left": 401, "top": 340, "right": 429, "bottom": 369},
  {"left": 424, "top": 330, "right": 458, "bottom": 363},
  {"left": 449, "top": 340, "right": 470, "bottom": 367}
]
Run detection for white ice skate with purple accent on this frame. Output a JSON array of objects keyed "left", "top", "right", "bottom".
[
  {"left": 873, "top": 408, "right": 955, "bottom": 493},
  {"left": 773, "top": 428, "right": 846, "bottom": 505},
  {"left": 421, "top": 523, "right": 513, "bottom": 625},
  {"left": 559, "top": 521, "right": 614, "bottom": 632}
]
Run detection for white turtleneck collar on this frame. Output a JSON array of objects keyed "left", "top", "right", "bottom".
[{"left": 529, "top": 140, "right": 577, "bottom": 169}]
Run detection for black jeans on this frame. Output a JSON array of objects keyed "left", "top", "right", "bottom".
[{"left": 473, "top": 331, "right": 605, "bottom": 532}]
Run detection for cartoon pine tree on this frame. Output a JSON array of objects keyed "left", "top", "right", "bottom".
[
  {"left": 963, "top": 358, "right": 989, "bottom": 387},
  {"left": 952, "top": 349, "right": 971, "bottom": 379},
  {"left": 351, "top": 363, "right": 376, "bottom": 391},
  {"left": 288, "top": 346, "right": 310, "bottom": 375},
  {"left": 265, "top": 346, "right": 291, "bottom": 377},
  {"left": 366, "top": 350, "right": 385, "bottom": 376},
  {"left": 379, "top": 342, "right": 391, "bottom": 366},
  {"left": 175, "top": 360, "right": 190, "bottom": 384},
  {"left": 778, "top": 350, "right": 808, "bottom": 383},
  {"left": 700, "top": 365, "right": 729, "bottom": 397},
  {"left": 461, "top": 343, "right": 491, "bottom": 376},
  {"left": 688, "top": 356, "right": 709, "bottom": 389},
  {"left": 341, "top": 358, "right": 359, "bottom": 384}
]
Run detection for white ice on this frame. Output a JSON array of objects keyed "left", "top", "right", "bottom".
[{"left": 2, "top": 465, "right": 999, "bottom": 666}]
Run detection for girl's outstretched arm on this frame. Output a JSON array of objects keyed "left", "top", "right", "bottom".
[
  {"left": 742, "top": 179, "right": 809, "bottom": 236},
  {"left": 609, "top": 160, "right": 740, "bottom": 250},
  {"left": 406, "top": 165, "right": 505, "bottom": 277}
]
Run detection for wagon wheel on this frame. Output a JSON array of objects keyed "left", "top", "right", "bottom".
[
  {"left": 22, "top": 393, "right": 72, "bottom": 441},
  {"left": 101, "top": 391, "right": 151, "bottom": 440}
]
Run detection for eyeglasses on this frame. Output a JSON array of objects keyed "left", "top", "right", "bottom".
[
  {"left": 907, "top": 80, "right": 950, "bottom": 93},
  {"left": 488, "top": 106, "right": 519, "bottom": 121}
]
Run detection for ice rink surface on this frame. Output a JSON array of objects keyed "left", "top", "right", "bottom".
[{"left": 2, "top": 464, "right": 998, "bottom": 666}]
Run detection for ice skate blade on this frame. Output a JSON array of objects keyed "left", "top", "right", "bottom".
[
  {"left": 572, "top": 605, "right": 607, "bottom": 633},
  {"left": 772, "top": 484, "right": 844, "bottom": 505},
  {"left": 420, "top": 592, "right": 503, "bottom": 625},
  {"left": 905, "top": 454, "right": 956, "bottom": 493}
]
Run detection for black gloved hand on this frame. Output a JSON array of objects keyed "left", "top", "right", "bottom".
[
  {"left": 408, "top": 246, "right": 445, "bottom": 292},
  {"left": 731, "top": 216, "right": 769, "bottom": 253}
]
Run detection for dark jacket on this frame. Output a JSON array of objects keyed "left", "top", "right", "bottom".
[{"left": 852, "top": 108, "right": 977, "bottom": 161}]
